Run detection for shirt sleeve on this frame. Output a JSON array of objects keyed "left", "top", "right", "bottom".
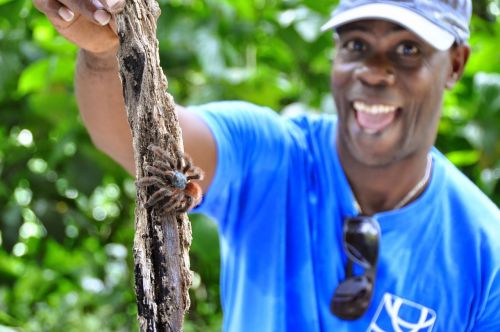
[{"left": 188, "top": 101, "right": 293, "bottom": 232}]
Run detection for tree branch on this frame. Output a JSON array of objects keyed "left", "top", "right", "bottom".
[{"left": 115, "top": 1, "right": 191, "bottom": 331}]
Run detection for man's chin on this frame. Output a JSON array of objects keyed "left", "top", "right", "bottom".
[
  {"left": 345, "top": 139, "right": 402, "bottom": 168},
  {"left": 354, "top": 155, "right": 398, "bottom": 168}
]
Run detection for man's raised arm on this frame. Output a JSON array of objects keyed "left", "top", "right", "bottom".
[{"left": 33, "top": 0, "right": 216, "bottom": 190}]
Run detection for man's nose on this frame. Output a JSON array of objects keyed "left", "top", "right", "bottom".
[{"left": 354, "top": 57, "right": 395, "bottom": 87}]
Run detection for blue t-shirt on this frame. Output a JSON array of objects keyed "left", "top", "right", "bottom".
[{"left": 190, "top": 101, "right": 500, "bottom": 332}]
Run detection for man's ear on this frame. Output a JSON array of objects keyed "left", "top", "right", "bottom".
[{"left": 446, "top": 44, "right": 471, "bottom": 90}]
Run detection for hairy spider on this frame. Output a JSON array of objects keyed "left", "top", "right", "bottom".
[{"left": 137, "top": 143, "right": 204, "bottom": 214}]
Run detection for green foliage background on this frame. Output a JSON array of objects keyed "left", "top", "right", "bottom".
[{"left": 0, "top": 0, "right": 499, "bottom": 331}]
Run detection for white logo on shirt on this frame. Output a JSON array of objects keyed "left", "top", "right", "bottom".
[{"left": 367, "top": 293, "right": 437, "bottom": 332}]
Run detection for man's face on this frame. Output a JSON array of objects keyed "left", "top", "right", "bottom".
[{"left": 332, "top": 20, "right": 455, "bottom": 166}]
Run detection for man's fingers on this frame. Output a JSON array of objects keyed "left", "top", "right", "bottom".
[
  {"left": 57, "top": 6, "right": 74, "bottom": 22},
  {"left": 56, "top": 0, "right": 110, "bottom": 26},
  {"left": 34, "top": 0, "right": 103, "bottom": 26},
  {"left": 33, "top": 0, "right": 125, "bottom": 28},
  {"left": 33, "top": 0, "right": 79, "bottom": 28}
]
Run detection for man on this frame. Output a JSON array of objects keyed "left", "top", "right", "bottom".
[{"left": 34, "top": 0, "right": 500, "bottom": 330}]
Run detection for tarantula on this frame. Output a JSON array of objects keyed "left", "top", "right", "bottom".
[{"left": 137, "top": 143, "right": 204, "bottom": 214}]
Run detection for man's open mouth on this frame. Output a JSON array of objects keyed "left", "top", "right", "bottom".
[{"left": 353, "top": 101, "right": 400, "bottom": 134}]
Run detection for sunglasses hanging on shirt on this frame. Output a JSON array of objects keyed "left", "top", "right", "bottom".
[{"left": 330, "top": 216, "right": 381, "bottom": 320}]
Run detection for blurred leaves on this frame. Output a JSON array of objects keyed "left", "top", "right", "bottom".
[{"left": 0, "top": 0, "right": 499, "bottom": 331}]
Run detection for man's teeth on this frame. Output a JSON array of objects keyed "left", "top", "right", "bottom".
[{"left": 353, "top": 101, "right": 397, "bottom": 114}]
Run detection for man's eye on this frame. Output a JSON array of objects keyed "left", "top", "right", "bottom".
[
  {"left": 344, "top": 40, "right": 366, "bottom": 52},
  {"left": 396, "top": 43, "right": 420, "bottom": 56}
]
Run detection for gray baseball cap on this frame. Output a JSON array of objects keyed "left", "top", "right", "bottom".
[{"left": 321, "top": 0, "right": 472, "bottom": 50}]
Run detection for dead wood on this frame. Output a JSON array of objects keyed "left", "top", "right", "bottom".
[{"left": 115, "top": 1, "right": 192, "bottom": 331}]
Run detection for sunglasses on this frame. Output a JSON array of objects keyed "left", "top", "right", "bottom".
[{"left": 330, "top": 216, "right": 381, "bottom": 320}]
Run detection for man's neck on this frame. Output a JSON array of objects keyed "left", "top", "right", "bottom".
[{"left": 337, "top": 145, "right": 431, "bottom": 216}]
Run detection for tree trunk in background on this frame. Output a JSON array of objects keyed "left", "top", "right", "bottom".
[{"left": 115, "top": 1, "right": 191, "bottom": 331}]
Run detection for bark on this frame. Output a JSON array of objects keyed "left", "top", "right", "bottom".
[{"left": 115, "top": 1, "right": 191, "bottom": 331}]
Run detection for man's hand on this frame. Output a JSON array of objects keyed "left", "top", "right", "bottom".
[{"left": 32, "top": 0, "right": 125, "bottom": 56}]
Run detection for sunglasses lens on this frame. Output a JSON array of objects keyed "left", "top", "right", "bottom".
[
  {"left": 344, "top": 217, "right": 380, "bottom": 267},
  {"left": 331, "top": 216, "right": 380, "bottom": 320},
  {"left": 330, "top": 274, "right": 373, "bottom": 320}
]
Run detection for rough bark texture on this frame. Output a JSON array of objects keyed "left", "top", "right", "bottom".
[{"left": 115, "top": 1, "right": 191, "bottom": 331}]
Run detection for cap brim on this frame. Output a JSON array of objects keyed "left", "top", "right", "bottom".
[{"left": 321, "top": 3, "right": 455, "bottom": 51}]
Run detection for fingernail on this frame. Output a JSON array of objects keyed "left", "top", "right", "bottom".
[
  {"left": 58, "top": 7, "right": 74, "bottom": 22},
  {"left": 94, "top": 9, "right": 111, "bottom": 26},
  {"left": 105, "top": 0, "right": 120, "bottom": 9}
]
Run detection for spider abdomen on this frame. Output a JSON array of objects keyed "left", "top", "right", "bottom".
[{"left": 185, "top": 182, "right": 203, "bottom": 207}]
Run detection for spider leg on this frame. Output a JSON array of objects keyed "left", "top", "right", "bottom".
[
  {"left": 144, "top": 165, "right": 174, "bottom": 179},
  {"left": 147, "top": 161, "right": 178, "bottom": 182},
  {"left": 148, "top": 145, "right": 169, "bottom": 160},
  {"left": 162, "top": 191, "right": 184, "bottom": 213},
  {"left": 149, "top": 145, "right": 176, "bottom": 169},
  {"left": 136, "top": 176, "right": 167, "bottom": 188},
  {"left": 165, "top": 154, "right": 178, "bottom": 170},
  {"left": 144, "top": 165, "right": 163, "bottom": 178},
  {"left": 186, "top": 174, "right": 201, "bottom": 181},
  {"left": 162, "top": 136, "right": 185, "bottom": 171},
  {"left": 186, "top": 167, "right": 204, "bottom": 181},
  {"left": 144, "top": 188, "right": 174, "bottom": 209},
  {"left": 151, "top": 160, "right": 172, "bottom": 173},
  {"left": 173, "top": 147, "right": 185, "bottom": 172},
  {"left": 176, "top": 195, "right": 194, "bottom": 213},
  {"left": 182, "top": 155, "right": 193, "bottom": 173}
]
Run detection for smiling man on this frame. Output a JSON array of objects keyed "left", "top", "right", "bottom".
[
  {"left": 34, "top": 0, "right": 500, "bottom": 330},
  {"left": 330, "top": 18, "right": 471, "bottom": 215}
]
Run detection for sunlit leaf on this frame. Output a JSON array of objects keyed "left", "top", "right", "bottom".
[
  {"left": 446, "top": 150, "right": 481, "bottom": 167},
  {"left": 17, "top": 58, "right": 50, "bottom": 95}
]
